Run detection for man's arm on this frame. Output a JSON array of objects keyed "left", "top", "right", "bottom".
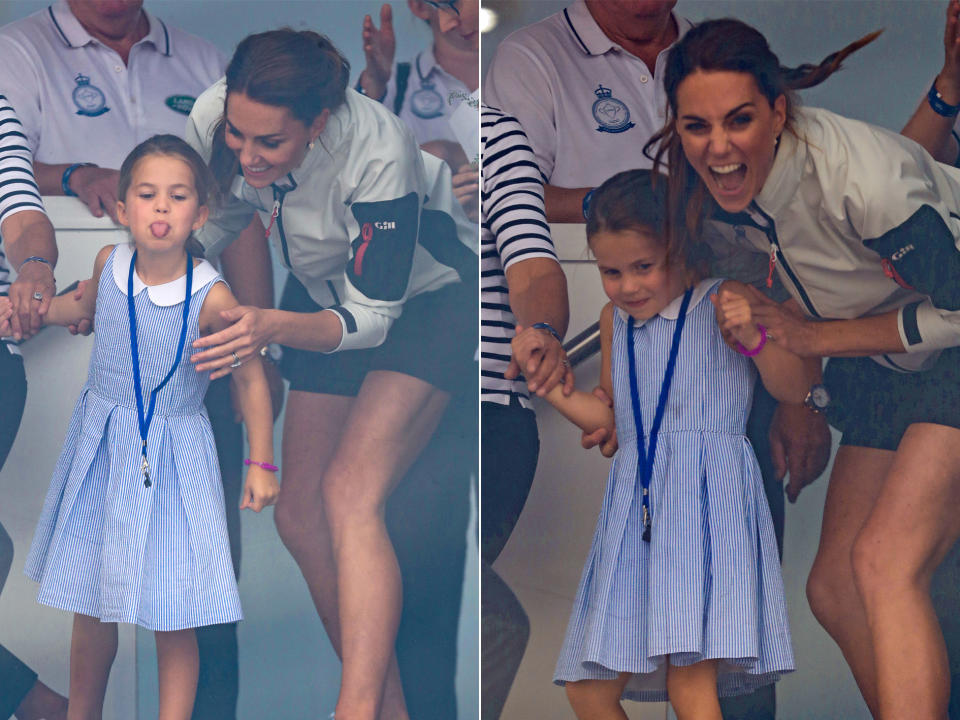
[
  {"left": 33, "top": 162, "right": 120, "bottom": 222},
  {"left": 544, "top": 185, "right": 594, "bottom": 224}
]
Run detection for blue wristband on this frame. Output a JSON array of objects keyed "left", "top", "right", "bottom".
[
  {"left": 61, "top": 162, "right": 96, "bottom": 197},
  {"left": 18, "top": 256, "right": 52, "bottom": 273},
  {"left": 531, "top": 322, "right": 562, "bottom": 344},
  {"left": 928, "top": 78, "right": 960, "bottom": 118},
  {"left": 582, "top": 188, "right": 595, "bottom": 221}
]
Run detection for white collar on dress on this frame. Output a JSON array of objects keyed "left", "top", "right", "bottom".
[
  {"left": 112, "top": 243, "right": 218, "bottom": 306},
  {"left": 615, "top": 277, "right": 720, "bottom": 326}
]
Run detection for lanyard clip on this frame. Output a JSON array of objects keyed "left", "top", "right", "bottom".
[{"left": 141, "top": 449, "right": 151, "bottom": 488}]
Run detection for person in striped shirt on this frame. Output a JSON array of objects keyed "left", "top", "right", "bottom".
[
  {"left": 0, "top": 96, "right": 68, "bottom": 720},
  {"left": 480, "top": 104, "right": 570, "bottom": 719}
]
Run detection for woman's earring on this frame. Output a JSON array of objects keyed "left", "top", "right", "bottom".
[{"left": 308, "top": 139, "right": 316, "bottom": 150}]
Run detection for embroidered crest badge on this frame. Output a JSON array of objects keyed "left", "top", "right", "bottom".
[
  {"left": 592, "top": 84, "right": 634, "bottom": 133},
  {"left": 72, "top": 73, "right": 109, "bottom": 117}
]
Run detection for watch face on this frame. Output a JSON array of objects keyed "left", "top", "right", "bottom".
[{"left": 811, "top": 385, "right": 830, "bottom": 408}]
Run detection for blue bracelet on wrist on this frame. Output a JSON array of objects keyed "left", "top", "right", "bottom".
[
  {"left": 928, "top": 78, "right": 960, "bottom": 118},
  {"left": 582, "top": 188, "right": 595, "bottom": 221},
  {"left": 18, "top": 256, "right": 52, "bottom": 273},
  {"left": 61, "top": 162, "right": 96, "bottom": 197},
  {"left": 531, "top": 322, "right": 562, "bottom": 344}
]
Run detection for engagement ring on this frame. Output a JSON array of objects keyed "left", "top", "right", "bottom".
[
  {"left": 32, "top": 291, "right": 43, "bottom": 301},
  {"left": 230, "top": 351, "right": 242, "bottom": 368}
]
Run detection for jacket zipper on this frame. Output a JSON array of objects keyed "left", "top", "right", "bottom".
[
  {"left": 746, "top": 203, "right": 822, "bottom": 319},
  {"left": 271, "top": 174, "right": 298, "bottom": 269}
]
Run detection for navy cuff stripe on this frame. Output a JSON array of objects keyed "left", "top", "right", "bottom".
[{"left": 902, "top": 300, "right": 923, "bottom": 346}]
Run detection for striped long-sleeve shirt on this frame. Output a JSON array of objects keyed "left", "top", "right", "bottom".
[
  {"left": 0, "top": 95, "right": 45, "bottom": 354},
  {"left": 481, "top": 105, "right": 558, "bottom": 407}
]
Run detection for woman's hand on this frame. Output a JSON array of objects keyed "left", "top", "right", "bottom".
[
  {"left": 240, "top": 465, "right": 280, "bottom": 512},
  {"left": 191, "top": 305, "right": 274, "bottom": 380},
  {"left": 452, "top": 163, "right": 479, "bottom": 223},
  {"left": 360, "top": 4, "right": 395, "bottom": 101},
  {"left": 7, "top": 260, "right": 55, "bottom": 340},
  {"left": 739, "top": 286, "right": 820, "bottom": 357},
  {"left": 505, "top": 324, "right": 573, "bottom": 397},
  {"left": 580, "top": 386, "right": 618, "bottom": 457},
  {"left": 770, "top": 402, "right": 832, "bottom": 503}
]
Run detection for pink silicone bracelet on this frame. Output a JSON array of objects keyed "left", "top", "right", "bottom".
[
  {"left": 735, "top": 325, "right": 767, "bottom": 357},
  {"left": 245, "top": 458, "right": 279, "bottom": 472}
]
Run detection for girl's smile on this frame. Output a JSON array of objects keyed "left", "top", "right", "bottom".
[
  {"left": 590, "top": 228, "right": 689, "bottom": 321},
  {"left": 675, "top": 69, "right": 786, "bottom": 213}
]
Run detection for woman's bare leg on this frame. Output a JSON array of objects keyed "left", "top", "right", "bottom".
[
  {"left": 565, "top": 673, "right": 631, "bottom": 720},
  {"left": 667, "top": 659, "right": 722, "bottom": 720},
  {"left": 325, "top": 371, "right": 449, "bottom": 720},
  {"left": 274, "top": 390, "right": 408, "bottom": 719},
  {"left": 66, "top": 614, "right": 116, "bottom": 720},
  {"left": 804, "top": 445, "right": 892, "bottom": 716},
  {"left": 852, "top": 423, "right": 960, "bottom": 720},
  {"left": 155, "top": 629, "right": 198, "bottom": 720}
]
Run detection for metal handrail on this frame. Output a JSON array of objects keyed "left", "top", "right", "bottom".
[{"left": 565, "top": 322, "right": 600, "bottom": 368}]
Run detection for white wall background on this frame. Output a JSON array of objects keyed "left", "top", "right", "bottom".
[
  {"left": 0, "top": 3, "right": 478, "bottom": 719},
  {"left": 482, "top": 2, "right": 955, "bottom": 719}
]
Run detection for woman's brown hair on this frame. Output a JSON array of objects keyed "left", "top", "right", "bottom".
[
  {"left": 643, "top": 18, "right": 880, "bottom": 257},
  {"left": 209, "top": 29, "right": 351, "bottom": 192}
]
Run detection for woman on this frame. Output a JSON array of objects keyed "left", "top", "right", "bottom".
[
  {"left": 184, "top": 30, "right": 476, "bottom": 720},
  {"left": 649, "top": 18, "right": 960, "bottom": 719}
]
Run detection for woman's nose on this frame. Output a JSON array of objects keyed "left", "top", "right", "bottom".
[{"left": 708, "top": 126, "right": 730, "bottom": 155}]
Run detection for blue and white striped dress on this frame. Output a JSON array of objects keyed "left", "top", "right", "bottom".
[
  {"left": 554, "top": 279, "right": 793, "bottom": 700},
  {"left": 24, "top": 244, "right": 242, "bottom": 631}
]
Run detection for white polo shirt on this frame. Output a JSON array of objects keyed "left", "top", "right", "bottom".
[
  {"left": 380, "top": 47, "right": 473, "bottom": 146},
  {"left": 483, "top": 0, "right": 690, "bottom": 187},
  {"left": 0, "top": 0, "right": 225, "bottom": 168}
]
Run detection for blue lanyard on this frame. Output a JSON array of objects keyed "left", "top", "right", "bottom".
[
  {"left": 626, "top": 286, "right": 693, "bottom": 542},
  {"left": 127, "top": 250, "right": 193, "bottom": 488}
]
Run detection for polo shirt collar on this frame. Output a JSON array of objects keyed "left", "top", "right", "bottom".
[
  {"left": 563, "top": 0, "right": 690, "bottom": 57},
  {"left": 48, "top": 0, "right": 171, "bottom": 56}
]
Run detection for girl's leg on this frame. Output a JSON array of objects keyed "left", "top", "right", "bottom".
[
  {"left": 155, "top": 629, "right": 198, "bottom": 720},
  {"left": 324, "top": 371, "right": 449, "bottom": 720},
  {"left": 666, "top": 659, "right": 722, "bottom": 720},
  {"left": 851, "top": 423, "right": 960, "bottom": 720},
  {"left": 565, "top": 673, "right": 631, "bottom": 720},
  {"left": 804, "top": 445, "right": 892, "bottom": 716},
  {"left": 67, "top": 614, "right": 117, "bottom": 720},
  {"left": 273, "top": 391, "right": 407, "bottom": 719}
]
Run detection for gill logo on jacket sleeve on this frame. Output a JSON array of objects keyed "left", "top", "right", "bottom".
[{"left": 348, "top": 193, "right": 419, "bottom": 301}]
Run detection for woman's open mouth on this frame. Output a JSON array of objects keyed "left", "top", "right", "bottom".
[{"left": 709, "top": 163, "right": 747, "bottom": 192}]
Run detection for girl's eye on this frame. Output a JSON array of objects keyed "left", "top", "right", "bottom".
[
  {"left": 138, "top": 192, "right": 154, "bottom": 200},
  {"left": 172, "top": 194, "right": 188, "bottom": 201},
  {"left": 601, "top": 269, "right": 619, "bottom": 277},
  {"left": 638, "top": 263, "right": 653, "bottom": 271}
]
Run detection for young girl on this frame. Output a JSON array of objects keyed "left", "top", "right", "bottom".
[
  {"left": 0, "top": 134, "right": 278, "bottom": 720},
  {"left": 536, "top": 170, "right": 814, "bottom": 720}
]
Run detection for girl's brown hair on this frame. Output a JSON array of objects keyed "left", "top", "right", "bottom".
[
  {"left": 209, "top": 29, "right": 351, "bottom": 192},
  {"left": 643, "top": 18, "right": 880, "bottom": 257},
  {"left": 118, "top": 134, "right": 216, "bottom": 257}
]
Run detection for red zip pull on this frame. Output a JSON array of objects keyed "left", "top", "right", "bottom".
[
  {"left": 767, "top": 244, "right": 777, "bottom": 288},
  {"left": 881, "top": 258, "right": 915, "bottom": 289},
  {"left": 264, "top": 200, "right": 280, "bottom": 239}
]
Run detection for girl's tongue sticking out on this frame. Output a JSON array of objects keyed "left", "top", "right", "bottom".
[{"left": 151, "top": 221, "right": 171, "bottom": 238}]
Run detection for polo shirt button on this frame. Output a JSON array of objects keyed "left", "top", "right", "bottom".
[{"left": 640, "top": 75, "right": 649, "bottom": 83}]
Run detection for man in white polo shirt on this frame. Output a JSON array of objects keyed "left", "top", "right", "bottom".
[
  {"left": 484, "top": 0, "right": 689, "bottom": 223},
  {"left": 0, "top": 3, "right": 256, "bottom": 719},
  {"left": 0, "top": 0, "right": 224, "bottom": 223}
]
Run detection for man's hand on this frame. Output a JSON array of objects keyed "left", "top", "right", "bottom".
[
  {"left": 69, "top": 166, "right": 121, "bottom": 223},
  {"left": 505, "top": 323, "right": 572, "bottom": 397},
  {"left": 360, "top": 4, "right": 395, "bottom": 100},
  {"left": 452, "top": 163, "right": 479, "bottom": 222},
  {"left": 770, "top": 402, "right": 832, "bottom": 502}
]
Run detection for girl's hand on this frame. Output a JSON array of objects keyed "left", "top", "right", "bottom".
[
  {"left": 240, "top": 466, "right": 280, "bottom": 512},
  {"left": 191, "top": 305, "right": 273, "bottom": 380},
  {"left": 360, "top": 4, "right": 395, "bottom": 100},
  {"left": 712, "top": 285, "right": 762, "bottom": 349},
  {"left": 580, "top": 386, "right": 619, "bottom": 457}
]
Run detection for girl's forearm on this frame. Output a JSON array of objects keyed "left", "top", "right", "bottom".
[
  {"left": 544, "top": 385, "right": 615, "bottom": 435},
  {"left": 231, "top": 359, "right": 274, "bottom": 464},
  {"left": 752, "top": 344, "right": 817, "bottom": 405},
  {"left": 44, "top": 293, "right": 92, "bottom": 328},
  {"left": 267, "top": 309, "right": 344, "bottom": 353}
]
